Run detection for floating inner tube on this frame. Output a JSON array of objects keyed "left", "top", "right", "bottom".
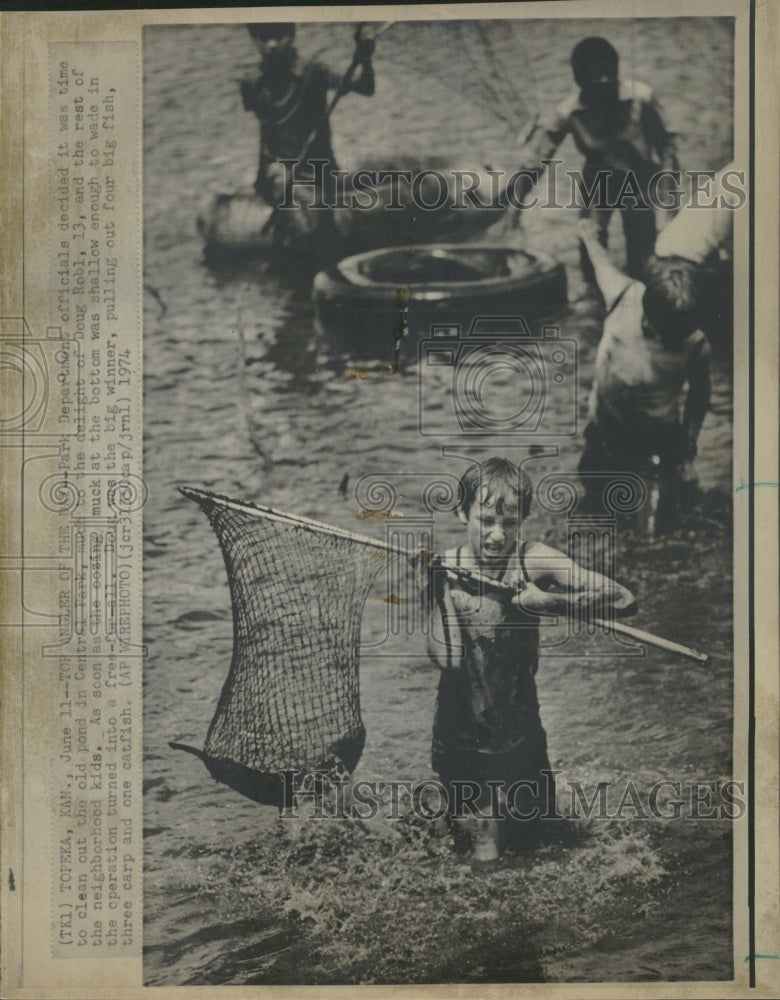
[
  {"left": 312, "top": 244, "right": 568, "bottom": 359},
  {"left": 197, "top": 159, "right": 509, "bottom": 262}
]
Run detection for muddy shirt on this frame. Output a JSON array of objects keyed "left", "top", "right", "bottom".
[{"left": 432, "top": 545, "right": 544, "bottom": 757}]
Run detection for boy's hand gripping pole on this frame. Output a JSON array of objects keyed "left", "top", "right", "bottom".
[
  {"left": 180, "top": 489, "right": 711, "bottom": 666},
  {"left": 435, "top": 561, "right": 711, "bottom": 666}
]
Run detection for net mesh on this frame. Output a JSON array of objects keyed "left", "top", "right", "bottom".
[{"left": 181, "top": 488, "right": 387, "bottom": 803}]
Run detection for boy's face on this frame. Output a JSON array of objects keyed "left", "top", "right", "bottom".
[
  {"left": 458, "top": 490, "right": 520, "bottom": 566},
  {"left": 255, "top": 33, "right": 295, "bottom": 71},
  {"left": 579, "top": 58, "right": 619, "bottom": 106}
]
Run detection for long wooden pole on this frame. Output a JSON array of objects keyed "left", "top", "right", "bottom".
[
  {"left": 298, "top": 21, "right": 394, "bottom": 164},
  {"left": 261, "top": 21, "right": 394, "bottom": 238},
  {"left": 180, "top": 486, "right": 711, "bottom": 665}
]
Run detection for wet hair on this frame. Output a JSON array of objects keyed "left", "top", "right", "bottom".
[
  {"left": 247, "top": 22, "right": 296, "bottom": 43},
  {"left": 570, "top": 37, "right": 619, "bottom": 87},
  {"left": 457, "top": 458, "right": 533, "bottom": 519},
  {"left": 642, "top": 254, "right": 703, "bottom": 343}
]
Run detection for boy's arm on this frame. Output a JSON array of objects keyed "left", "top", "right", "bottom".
[
  {"left": 240, "top": 74, "right": 258, "bottom": 112},
  {"left": 348, "top": 64, "right": 375, "bottom": 97},
  {"left": 326, "top": 27, "right": 375, "bottom": 96},
  {"left": 518, "top": 99, "right": 570, "bottom": 166},
  {"left": 682, "top": 336, "right": 712, "bottom": 461},
  {"left": 426, "top": 563, "right": 462, "bottom": 670},
  {"left": 510, "top": 102, "right": 571, "bottom": 204},
  {"left": 515, "top": 542, "right": 637, "bottom": 619},
  {"left": 347, "top": 42, "right": 375, "bottom": 96},
  {"left": 578, "top": 219, "right": 634, "bottom": 310},
  {"left": 641, "top": 94, "right": 679, "bottom": 173}
]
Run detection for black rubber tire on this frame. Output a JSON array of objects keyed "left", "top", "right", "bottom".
[{"left": 312, "top": 244, "right": 568, "bottom": 359}]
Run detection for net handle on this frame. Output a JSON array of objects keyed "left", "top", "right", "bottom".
[
  {"left": 180, "top": 484, "right": 407, "bottom": 554},
  {"left": 180, "top": 484, "right": 518, "bottom": 593},
  {"left": 180, "top": 485, "right": 522, "bottom": 589},
  {"left": 180, "top": 486, "right": 710, "bottom": 664}
]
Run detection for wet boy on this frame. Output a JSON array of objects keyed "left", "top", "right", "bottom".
[
  {"left": 578, "top": 219, "right": 712, "bottom": 511},
  {"left": 241, "top": 22, "right": 375, "bottom": 211},
  {"left": 427, "top": 458, "right": 636, "bottom": 862},
  {"left": 518, "top": 37, "right": 679, "bottom": 278}
]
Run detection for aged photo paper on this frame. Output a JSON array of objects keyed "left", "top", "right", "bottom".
[{"left": 0, "top": 1, "right": 777, "bottom": 996}]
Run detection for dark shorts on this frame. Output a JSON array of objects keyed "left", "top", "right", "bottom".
[
  {"left": 579, "top": 419, "right": 686, "bottom": 478},
  {"left": 433, "top": 728, "right": 555, "bottom": 821},
  {"left": 579, "top": 167, "right": 658, "bottom": 279}
]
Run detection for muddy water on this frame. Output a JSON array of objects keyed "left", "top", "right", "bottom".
[{"left": 142, "top": 17, "right": 736, "bottom": 985}]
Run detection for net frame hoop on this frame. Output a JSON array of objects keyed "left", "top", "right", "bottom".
[{"left": 179, "top": 485, "right": 503, "bottom": 588}]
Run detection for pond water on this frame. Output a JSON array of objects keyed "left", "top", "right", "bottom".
[{"left": 142, "top": 16, "right": 736, "bottom": 986}]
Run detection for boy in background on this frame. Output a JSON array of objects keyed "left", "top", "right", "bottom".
[
  {"left": 241, "top": 22, "right": 375, "bottom": 210},
  {"left": 654, "top": 162, "right": 739, "bottom": 348},
  {"left": 577, "top": 219, "right": 712, "bottom": 516},
  {"left": 518, "top": 36, "right": 679, "bottom": 278},
  {"left": 428, "top": 458, "right": 636, "bottom": 863}
]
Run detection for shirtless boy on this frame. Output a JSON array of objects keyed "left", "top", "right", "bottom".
[
  {"left": 518, "top": 36, "right": 679, "bottom": 277},
  {"left": 241, "top": 22, "right": 375, "bottom": 210}
]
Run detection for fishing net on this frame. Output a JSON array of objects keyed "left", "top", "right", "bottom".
[
  {"left": 452, "top": 20, "right": 540, "bottom": 139},
  {"left": 175, "top": 487, "right": 388, "bottom": 806}
]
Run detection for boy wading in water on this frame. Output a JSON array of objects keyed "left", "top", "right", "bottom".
[
  {"left": 428, "top": 459, "right": 636, "bottom": 863},
  {"left": 578, "top": 219, "right": 712, "bottom": 523},
  {"left": 517, "top": 36, "right": 679, "bottom": 278},
  {"left": 241, "top": 22, "right": 375, "bottom": 219}
]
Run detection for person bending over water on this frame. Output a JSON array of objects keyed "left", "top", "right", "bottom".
[{"left": 577, "top": 219, "right": 712, "bottom": 521}]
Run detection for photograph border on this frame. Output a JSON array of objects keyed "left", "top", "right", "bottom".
[{"left": 0, "top": 2, "right": 777, "bottom": 996}]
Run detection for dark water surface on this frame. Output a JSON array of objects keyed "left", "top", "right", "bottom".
[{"left": 143, "top": 18, "right": 736, "bottom": 985}]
